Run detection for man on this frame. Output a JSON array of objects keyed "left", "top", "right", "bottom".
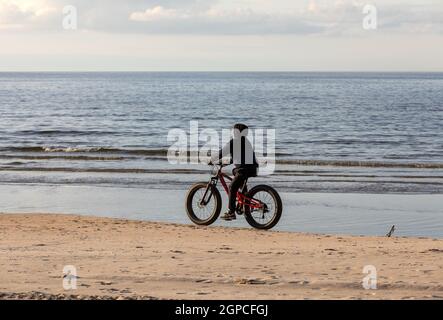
[{"left": 209, "top": 123, "right": 258, "bottom": 221}]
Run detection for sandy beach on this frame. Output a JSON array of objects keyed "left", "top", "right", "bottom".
[{"left": 0, "top": 213, "right": 441, "bottom": 300}]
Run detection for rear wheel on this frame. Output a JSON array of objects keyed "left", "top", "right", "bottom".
[
  {"left": 186, "top": 183, "right": 222, "bottom": 226},
  {"left": 244, "top": 185, "right": 282, "bottom": 230}
]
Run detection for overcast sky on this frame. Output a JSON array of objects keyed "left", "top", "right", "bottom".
[{"left": 0, "top": 0, "right": 442, "bottom": 71}]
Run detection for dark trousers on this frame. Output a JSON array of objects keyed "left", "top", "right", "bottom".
[{"left": 229, "top": 167, "right": 257, "bottom": 213}]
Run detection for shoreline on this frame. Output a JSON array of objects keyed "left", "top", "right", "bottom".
[
  {"left": 1, "top": 211, "right": 441, "bottom": 240},
  {"left": 1, "top": 184, "right": 442, "bottom": 238},
  {"left": 0, "top": 214, "right": 442, "bottom": 300}
]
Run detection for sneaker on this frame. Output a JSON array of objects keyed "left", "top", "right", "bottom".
[{"left": 220, "top": 211, "right": 236, "bottom": 221}]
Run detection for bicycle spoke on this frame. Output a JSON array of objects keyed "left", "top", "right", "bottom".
[
  {"left": 192, "top": 187, "right": 216, "bottom": 221},
  {"left": 251, "top": 190, "right": 276, "bottom": 225}
]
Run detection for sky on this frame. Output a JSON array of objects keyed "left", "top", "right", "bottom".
[{"left": 0, "top": 0, "right": 442, "bottom": 71}]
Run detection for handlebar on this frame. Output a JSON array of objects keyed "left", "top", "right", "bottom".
[
  {"left": 208, "top": 163, "right": 228, "bottom": 175},
  {"left": 209, "top": 163, "right": 228, "bottom": 168}
]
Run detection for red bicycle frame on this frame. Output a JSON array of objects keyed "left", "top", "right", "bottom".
[{"left": 214, "top": 166, "right": 264, "bottom": 210}]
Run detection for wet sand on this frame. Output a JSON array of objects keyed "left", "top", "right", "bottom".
[{"left": 0, "top": 214, "right": 442, "bottom": 300}]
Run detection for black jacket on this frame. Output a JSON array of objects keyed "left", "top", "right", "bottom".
[{"left": 211, "top": 136, "right": 258, "bottom": 170}]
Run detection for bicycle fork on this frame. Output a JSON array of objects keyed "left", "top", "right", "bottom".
[{"left": 199, "top": 178, "right": 217, "bottom": 206}]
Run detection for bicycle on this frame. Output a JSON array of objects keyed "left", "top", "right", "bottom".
[{"left": 185, "top": 164, "right": 283, "bottom": 230}]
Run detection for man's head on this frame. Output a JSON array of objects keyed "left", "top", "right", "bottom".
[{"left": 233, "top": 123, "right": 249, "bottom": 138}]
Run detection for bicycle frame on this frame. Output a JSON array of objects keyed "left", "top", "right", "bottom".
[{"left": 200, "top": 165, "right": 263, "bottom": 210}]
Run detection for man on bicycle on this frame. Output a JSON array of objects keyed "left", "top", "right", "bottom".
[{"left": 209, "top": 123, "right": 258, "bottom": 221}]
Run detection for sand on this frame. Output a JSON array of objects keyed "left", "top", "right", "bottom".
[{"left": 0, "top": 214, "right": 442, "bottom": 300}]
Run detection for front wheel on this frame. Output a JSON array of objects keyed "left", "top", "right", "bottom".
[
  {"left": 186, "top": 183, "right": 222, "bottom": 226},
  {"left": 244, "top": 185, "right": 283, "bottom": 230}
]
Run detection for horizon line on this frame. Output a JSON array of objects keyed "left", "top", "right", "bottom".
[{"left": 1, "top": 70, "right": 443, "bottom": 73}]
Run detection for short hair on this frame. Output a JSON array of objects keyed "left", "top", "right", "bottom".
[{"left": 233, "top": 123, "right": 249, "bottom": 133}]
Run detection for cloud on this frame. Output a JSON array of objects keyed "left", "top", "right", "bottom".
[
  {"left": 127, "top": 1, "right": 443, "bottom": 35},
  {"left": 0, "top": 0, "right": 58, "bottom": 29},
  {"left": 0, "top": 0, "right": 442, "bottom": 35},
  {"left": 126, "top": 5, "right": 324, "bottom": 35},
  {"left": 130, "top": 6, "right": 186, "bottom": 22}
]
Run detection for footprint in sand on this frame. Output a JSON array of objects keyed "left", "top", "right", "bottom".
[
  {"left": 119, "top": 289, "right": 131, "bottom": 294},
  {"left": 196, "top": 279, "right": 213, "bottom": 284},
  {"left": 262, "top": 270, "right": 276, "bottom": 275},
  {"left": 422, "top": 270, "right": 434, "bottom": 274},
  {"left": 289, "top": 280, "right": 310, "bottom": 285},
  {"left": 236, "top": 278, "right": 267, "bottom": 285}
]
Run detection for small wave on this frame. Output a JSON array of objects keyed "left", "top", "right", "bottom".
[
  {"left": 0, "top": 146, "right": 291, "bottom": 157},
  {"left": 276, "top": 159, "right": 443, "bottom": 169},
  {"left": 0, "top": 167, "right": 203, "bottom": 174},
  {"left": 4, "top": 161, "right": 25, "bottom": 166},
  {"left": 0, "top": 146, "right": 168, "bottom": 156},
  {"left": 15, "top": 130, "right": 119, "bottom": 136},
  {"left": 1, "top": 146, "right": 442, "bottom": 169},
  {"left": 0, "top": 154, "right": 129, "bottom": 161}
]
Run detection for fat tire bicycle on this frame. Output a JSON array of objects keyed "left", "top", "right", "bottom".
[{"left": 185, "top": 164, "right": 283, "bottom": 230}]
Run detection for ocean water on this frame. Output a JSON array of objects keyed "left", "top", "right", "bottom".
[
  {"left": 0, "top": 72, "right": 442, "bottom": 192},
  {"left": 0, "top": 72, "right": 442, "bottom": 236}
]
